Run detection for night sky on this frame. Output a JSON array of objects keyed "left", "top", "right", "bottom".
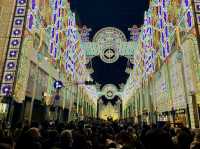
[
  {"left": 70, "top": 0, "right": 149, "bottom": 39},
  {"left": 70, "top": 0, "right": 149, "bottom": 89}
]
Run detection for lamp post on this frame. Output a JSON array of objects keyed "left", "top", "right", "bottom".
[{"left": 28, "top": 56, "right": 39, "bottom": 125}]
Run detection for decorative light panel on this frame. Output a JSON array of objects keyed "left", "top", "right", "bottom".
[{"left": 0, "top": 0, "right": 28, "bottom": 96}]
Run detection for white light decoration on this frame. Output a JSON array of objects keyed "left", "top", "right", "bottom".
[
  {"left": 79, "top": 25, "right": 92, "bottom": 42},
  {"left": 128, "top": 25, "right": 140, "bottom": 41}
]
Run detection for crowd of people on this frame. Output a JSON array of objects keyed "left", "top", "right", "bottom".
[{"left": 0, "top": 118, "right": 200, "bottom": 149}]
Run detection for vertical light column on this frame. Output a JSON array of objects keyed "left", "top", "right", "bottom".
[{"left": 0, "top": 0, "right": 28, "bottom": 97}]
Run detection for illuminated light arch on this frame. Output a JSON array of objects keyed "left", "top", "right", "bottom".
[
  {"left": 102, "top": 84, "right": 118, "bottom": 100},
  {"left": 92, "top": 27, "right": 127, "bottom": 63},
  {"left": 93, "top": 27, "right": 127, "bottom": 43}
]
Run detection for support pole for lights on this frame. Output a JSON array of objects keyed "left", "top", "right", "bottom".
[{"left": 28, "top": 61, "right": 39, "bottom": 125}]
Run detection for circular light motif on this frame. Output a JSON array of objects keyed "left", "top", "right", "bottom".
[
  {"left": 15, "top": 19, "right": 23, "bottom": 25},
  {"left": 11, "top": 39, "right": 19, "bottom": 46},
  {"left": 102, "top": 84, "right": 118, "bottom": 100},
  {"left": 5, "top": 74, "right": 13, "bottom": 81},
  {"left": 18, "top": 0, "right": 26, "bottom": 4},
  {"left": 100, "top": 47, "right": 119, "bottom": 63},
  {"left": 9, "top": 51, "right": 17, "bottom": 57},
  {"left": 7, "top": 62, "right": 15, "bottom": 69},
  {"left": 93, "top": 27, "right": 127, "bottom": 42},
  {"left": 17, "top": 8, "right": 25, "bottom": 14},
  {"left": 13, "top": 29, "right": 21, "bottom": 36},
  {"left": 2, "top": 85, "right": 11, "bottom": 94}
]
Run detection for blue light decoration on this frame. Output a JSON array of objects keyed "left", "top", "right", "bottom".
[
  {"left": 184, "top": 0, "right": 189, "bottom": 7},
  {"left": 54, "top": 80, "right": 63, "bottom": 89},
  {"left": 64, "top": 12, "right": 78, "bottom": 80},
  {"left": 31, "top": 0, "right": 36, "bottom": 10},
  {"left": 9, "top": 51, "right": 18, "bottom": 58},
  {"left": 48, "top": 0, "right": 64, "bottom": 60},
  {"left": 186, "top": 11, "right": 192, "bottom": 28}
]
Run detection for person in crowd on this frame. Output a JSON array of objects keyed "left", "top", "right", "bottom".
[
  {"left": 56, "top": 130, "right": 73, "bottom": 149},
  {"left": 177, "top": 128, "right": 193, "bottom": 149},
  {"left": 15, "top": 127, "right": 42, "bottom": 149},
  {"left": 143, "top": 128, "right": 175, "bottom": 149},
  {"left": 190, "top": 131, "right": 200, "bottom": 149},
  {"left": 1, "top": 118, "right": 199, "bottom": 149}
]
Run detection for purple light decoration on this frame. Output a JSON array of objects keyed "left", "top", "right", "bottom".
[
  {"left": 58, "top": 8, "right": 61, "bottom": 17},
  {"left": 197, "top": 4, "right": 200, "bottom": 11},
  {"left": 7, "top": 62, "right": 15, "bottom": 69},
  {"left": 11, "top": 39, "right": 19, "bottom": 46},
  {"left": 164, "top": 11, "right": 167, "bottom": 22},
  {"left": 60, "top": 0, "right": 62, "bottom": 5},
  {"left": 185, "top": 0, "right": 189, "bottom": 7},
  {"left": 159, "top": 6, "right": 162, "bottom": 16},
  {"left": 161, "top": 32, "right": 165, "bottom": 43},
  {"left": 50, "top": 42, "right": 53, "bottom": 54},
  {"left": 28, "top": 14, "right": 33, "bottom": 30},
  {"left": 5, "top": 74, "right": 13, "bottom": 81},
  {"left": 32, "top": 0, "right": 36, "bottom": 10},
  {"left": 56, "top": 32, "right": 59, "bottom": 43},
  {"left": 162, "top": 0, "right": 165, "bottom": 8},
  {"left": 54, "top": 14, "right": 57, "bottom": 24},
  {"left": 165, "top": 26, "right": 168, "bottom": 38},
  {"left": 2, "top": 85, "right": 11, "bottom": 94},
  {"left": 160, "top": 19, "right": 163, "bottom": 29},
  {"left": 166, "top": 41, "right": 170, "bottom": 53},
  {"left": 187, "top": 11, "right": 192, "bottom": 28},
  {"left": 13, "top": 29, "right": 21, "bottom": 36},
  {"left": 17, "top": 8, "right": 25, "bottom": 14},
  {"left": 56, "top": 20, "right": 60, "bottom": 30},
  {"left": 149, "top": 28, "right": 152, "bottom": 35},
  {"left": 51, "top": 27, "right": 55, "bottom": 39},
  {"left": 9, "top": 51, "right": 17, "bottom": 57},
  {"left": 55, "top": 0, "right": 58, "bottom": 10},
  {"left": 163, "top": 47, "right": 166, "bottom": 58},
  {"left": 15, "top": 19, "right": 23, "bottom": 25},
  {"left": 18, "top": 0, "right": 26, "bottom": 4}
]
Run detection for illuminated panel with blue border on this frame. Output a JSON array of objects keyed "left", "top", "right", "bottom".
[{"left": 0, "top": 0, "right": 28, "bottom": 96}]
